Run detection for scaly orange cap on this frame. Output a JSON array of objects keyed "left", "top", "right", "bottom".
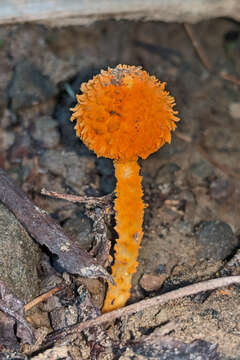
[{"left": 71, "top": 65, "right": 179, "bottom": 161}]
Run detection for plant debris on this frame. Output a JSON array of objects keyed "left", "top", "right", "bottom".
[
  {"left": 1, "top": 17, "right": 240, "bottom": 359},
  {"left": 0, "top": 168, "right": 112, "bottom": 282},
  {"left": 0, "top": 280, "right": 35, "bottom": 345},
  {"left": 43, "top": 276, "right": 240, "bottom": 345}
]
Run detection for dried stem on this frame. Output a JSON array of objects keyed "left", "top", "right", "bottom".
[
  {"left": 41, "top": 188, "right": 114, "bottom": 207},
  {"left": 184, "top": 23, "right": 240, "bottom": 87},
  {"left": 184, "top": 23, "right": 212, "bottom": 72},
  {"left": 24, "top": 286, "right": 63, "bottom": 312},
  {"left": 220, "top": 72, "right": 240, "bottom": 86}
]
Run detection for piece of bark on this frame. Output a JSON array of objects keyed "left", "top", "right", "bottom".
[
  {"left": 0, "top": 168, "right": 112, "bottom": 282},
  {"left": 0, "top": 0, "right": 240, "bottom": 27},
  {"left": 0, "top": 280, "right": 35, "bottom": 345}
]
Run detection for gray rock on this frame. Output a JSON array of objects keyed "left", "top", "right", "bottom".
[
  {"left": 9, "top": 134, "right": 32, "bottom": 164},
  {"left": 0, "top": 203, "right": 40, "bottom": 302},
  {"left": 129, "top": 338, "right": 219, "bottom": 360},
  {"left": 209, "top": 177, "right": 234, "bottom": 200},
  {"left": 196, "top": 220, "right": 237, "bottom": 261},
  {"left": 31, "top": 115, "right": 60, "bottom": 148},
  {"left": 96, "top": 157, "right": 115, "bottom": 194},
  {"left": 8, "top": 61, "right": 57, "bottom": 111},
  {"left": 63, "top": 214, "right": 94, "bottom": 250},
  {"left": 54, "top": 104, "right": 82, "bottom": 151},
  {"left": 0, "top": 129, "right": 15, "bottom": 152},
  {"left": 39, "top": 149, "right": 96, "bottom": 191},
  {"left": 190, "top": 159, "right": 214, "bottom": 180},
  {"left": 0, "top": 109, "right": 17, "bottom": 130}
]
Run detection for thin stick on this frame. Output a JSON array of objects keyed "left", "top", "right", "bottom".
[
  {"left": 44, "top": 276, "right": 240, "bottom": 344},
  {"left": 24, "top": 286, "right": 62, "bottom": 312},
  {"left": 184, "top": 23, "right": 240, "bottom": 87},
  {"left": 220, "top": 73, "right": 240, "bottom": 86},
  {"left": 184, "top": 23, "right": 212, "bottom": 72},
  {"left": 175, "top": 132, "right": 192, "bottom": 143},
  {"left": 41, "top": 188, "right": 114, "bottom": 207}
]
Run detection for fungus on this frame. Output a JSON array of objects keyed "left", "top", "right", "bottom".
[{"left": 71, "top": 65, "right": 179, "bottom": 312}]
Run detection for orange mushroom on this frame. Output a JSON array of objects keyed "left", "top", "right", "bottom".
[{"left": 71, "top": 65, "right": 179, "bottom": 312}]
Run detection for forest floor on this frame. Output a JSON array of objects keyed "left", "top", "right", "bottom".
[{"left": 0, "top": 18, "right": 240, "bottom": 359}]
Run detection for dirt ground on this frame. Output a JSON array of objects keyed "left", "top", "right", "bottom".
[{"left": 0, "top": 18, "right": 240, "bottom": 359}]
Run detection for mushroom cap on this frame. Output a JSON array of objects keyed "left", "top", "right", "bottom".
[{"left": 71, "top": 65, "right": 179, "bottom": 161}]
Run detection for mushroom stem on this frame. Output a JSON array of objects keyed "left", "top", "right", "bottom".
[{"left": 102, "top": 160, "right": 144, "bottom": 312}]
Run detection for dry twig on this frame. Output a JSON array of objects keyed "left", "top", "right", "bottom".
[
  {"left": 184, "top": 23, "right": 240, "bottom": 87},
  {"left": 220, "top": 72, "right": 240, "bottom": 86},
  {"left": 24, "top": 286, "right": 64, "bottom": 312},
  {"left": 184, "top": 23, "right": 212, "bottom": 72},
  {"left": 41, "top": 188, "right": 114, "bottom": 207}
]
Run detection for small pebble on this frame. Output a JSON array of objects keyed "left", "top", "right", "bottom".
[
  {"left": 196, "top": 220, "right": 237, "bottom": 261},
  {"left": 139, "top": 274, "right": 167, "bottom": 292},
  {"left": 0, "top": 129, "right": 15, "bottom": 151},
  {"left": 63, "top": 214, "right": 94, "bottom": 250},
  {"left": 31, "top": 115, "right": 60, "bottom": 148},
  {"left": 8, "top": 60, "right": 57, "bottom": 111},
  {"left": 9, "top": 134, "right": 32, "bottom": 163},
  {"left": 229, "top": 102, "right": 240, "bottom": 119},
  {"left": 39, "top": 149, "right": 97, "bottom": 191},
  {"left": 156, "top": 264, "right": 167, "bottom": 274},
  {"left": 0, "top": 109, "right": 17, "bottom": 129},
  {"left": 209, "top": 177, "right": 233, "bottom": 199}
]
